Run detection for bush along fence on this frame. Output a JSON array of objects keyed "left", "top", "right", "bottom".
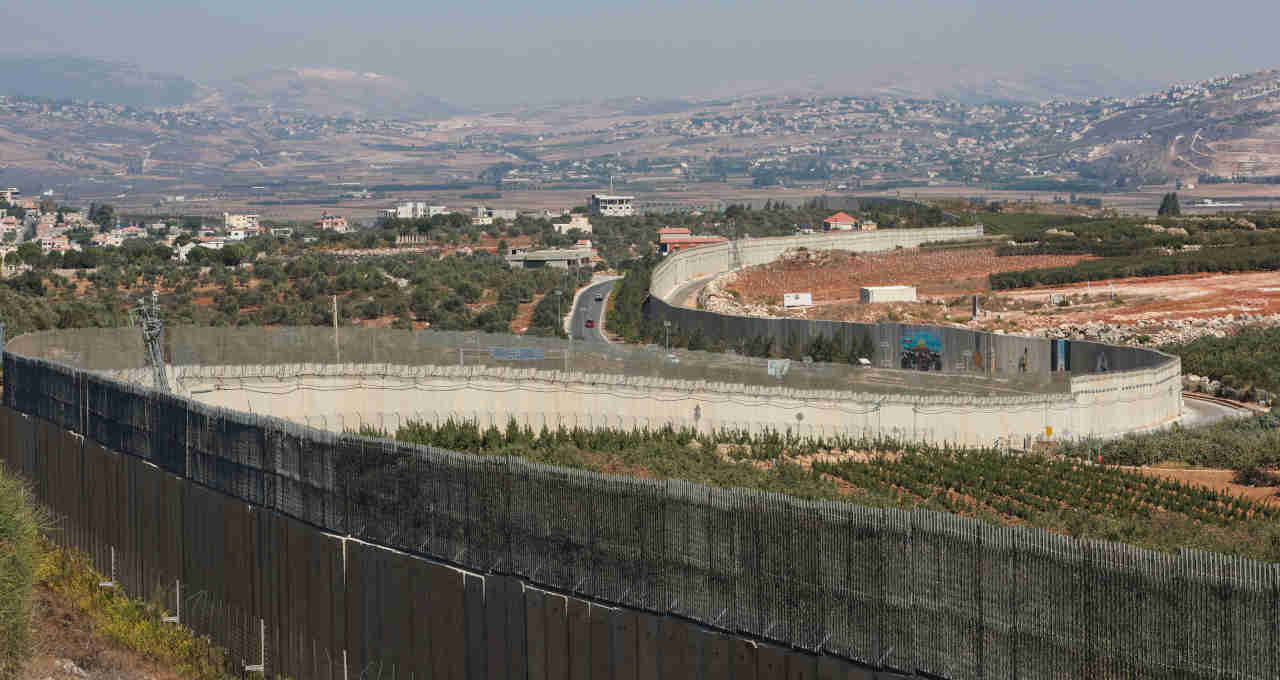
[{"left": 4, "top": 347, "right": 1280, "bottom": 679}]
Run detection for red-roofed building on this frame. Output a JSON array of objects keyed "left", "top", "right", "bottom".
[
  {"left": 823, "top": 212, "right": 860, "bottom": 231},
  {"left": 658, "top": 229, "right": 728, "bottom": 255}
]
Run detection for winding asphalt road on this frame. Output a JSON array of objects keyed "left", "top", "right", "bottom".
[
  {"left": 569, "top": 279, "right": 618, "bottom": 343},
  {"left": 1180, "top": 394, "right": 1257, "bottom": 428}
]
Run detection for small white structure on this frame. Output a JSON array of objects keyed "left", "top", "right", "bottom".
[
  {"left": 555, "top": 215, "right": 593, "bottom": 235},
  {"left": 783, "top": 292, "right": 813, "bottom": 308},
  {"left": 223, "top": 212, "right": 260, "bottom": 231},
  {"left": 394, "top": 202, "right": 449, "bottom": 219},
  {"left": 860, "top": 285, "right": 917, "bottom": 303},
  {"left": 588, "top": 194, "right": 635, "bottom": 217}
]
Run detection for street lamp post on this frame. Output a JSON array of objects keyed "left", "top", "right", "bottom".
[{"left": 663, "top": 320, "right": 671, "bottom": 353}]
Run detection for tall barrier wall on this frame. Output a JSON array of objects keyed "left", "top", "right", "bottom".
[
  {"left": 170, "top": 363, "right": 1075, "bottom": 446},
  {"left": 649, "top": 226, "right": 987, "bottom": 301},
  {"left": 645, "top": 227, "right": 1183, "bottom": 440},
  {"left": 4, "top": 343, "right": 1278, "bottom": 679},
  {"left": 2, "top": 407, "right": 888, "bottom": 680}
]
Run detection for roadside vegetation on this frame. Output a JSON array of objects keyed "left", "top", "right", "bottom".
[
  {"left": 36, "top": 546, "right": 232, "bottom": 680},
  {"left": 361, "top": 418, "right": 1280, "bottom": 562},
  {"left": 1065, "top": 413, "right": 1280, "bottom": 486},
  {"left": 1161, "top": 326, "right": 1280, "bottom": 397},
  {"left": 0, "top": 468, "right": 40, "bottom": 680}
]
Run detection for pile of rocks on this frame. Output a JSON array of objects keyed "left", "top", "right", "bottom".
[
  {"left": 698, "top": 270, "right": 781, "bottom": 318},
  {"left": 1036, "top": 313, "right": 1280, "bottom": 347}
]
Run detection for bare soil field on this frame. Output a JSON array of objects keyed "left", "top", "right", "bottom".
[
  {"left": 712, "top": 246, "right": 1280, "bottom": 332},
  {"left": 726, "top": 247, "right": 1089, "bottom": 302}
]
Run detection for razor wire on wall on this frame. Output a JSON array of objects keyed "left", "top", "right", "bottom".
[{"left": 3, "top": 344, "right": 1277, "bottom": 680}]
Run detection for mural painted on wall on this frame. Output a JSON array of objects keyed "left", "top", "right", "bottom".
[{"left": 901, "top": 329, "right": 943, "bottom": 371}]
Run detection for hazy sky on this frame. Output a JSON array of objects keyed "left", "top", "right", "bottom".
[{"left": 3, "top": 0, "right": 1278, "bottom": 107}]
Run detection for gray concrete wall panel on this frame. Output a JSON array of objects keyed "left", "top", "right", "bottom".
[
  {"left": 525, "top": 588, "right": 548, "bottom": 680},
  {"left": 590, "top": 604, "right": 613, "bottom": 680},
  {"left": 612, "top": 610, "right": 640, "bottom": 680},
  {"left": 486, "top": 575, "right": 511, "bottom": 680},
  {"left": 636, "top": 613, "right": 660, "bottom": 680},
  {"left": 659, "top": 616, "right": 690, "bottom": 679},
  {"left": 730, "top": 639, "right": 758, "bottom": 680},
  {"left": 757, "top": 645, "right": 787, "bottom": 680},
  {"left": 467, "top": 572, "right": 488, "bottom": 680},
  {"left": 508, "top": 581, "right": 528, "bottom": 680},
  {"left": 568, "top": 597, "right": 593, "bottom": 680},
  {"left": 544, "top": 592, "right": 570, "bottom": 680}
]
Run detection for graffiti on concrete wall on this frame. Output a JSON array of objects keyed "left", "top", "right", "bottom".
[{"left": 901, "top": 329, "right": 943, "bottom": 371}]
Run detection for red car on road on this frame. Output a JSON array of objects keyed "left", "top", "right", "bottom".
[{"left": 585, "top": 319, "right": 595, "bottom": 328}]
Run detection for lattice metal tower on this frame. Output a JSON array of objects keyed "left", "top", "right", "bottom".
[{"left": 131, "top": 291, "right": 169, "bottom": 393}]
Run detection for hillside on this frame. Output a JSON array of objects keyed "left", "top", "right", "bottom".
[
  {"left": 1067, "top": 69, "right": 1280, "bottom": 183},
  {"left": 0, "top": 56, "right": 199, "bottom": 109},
  {"left": 220, "top": 67, "right": 463, "bottom": 120}
]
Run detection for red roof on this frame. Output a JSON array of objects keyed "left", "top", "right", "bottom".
[
  {"left": 824, "top": 212, "right": 857, "bottom": 224},
  {"left": 658, "top": 226, "right": 691, "bottom": 236}
]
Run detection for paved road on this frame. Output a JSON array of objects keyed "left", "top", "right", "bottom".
[
  {"left": 666, "top": 275, "right": 717, "bottom": 309},
  {"left": 1180, "top": 394, "right": 1256, "bottom": 428},
  {"left": 570, "top": 279, "right": 618, "bottom": 343}
]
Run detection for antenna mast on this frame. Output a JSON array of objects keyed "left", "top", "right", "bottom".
[{"left": 131, "top": 291, "right": 169, "bottom": 393}]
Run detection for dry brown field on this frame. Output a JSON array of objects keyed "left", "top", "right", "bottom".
[{"left": 726, "top": 247, "right": 1090, "bottom": 302}]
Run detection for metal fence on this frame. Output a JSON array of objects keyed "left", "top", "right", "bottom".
[{"left": 3, "top": 341, "right": 1277, "bottom": 679}]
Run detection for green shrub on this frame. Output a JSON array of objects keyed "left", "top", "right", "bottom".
[{"left": 0, "top": 467, "right": 40, "bottom": 679}]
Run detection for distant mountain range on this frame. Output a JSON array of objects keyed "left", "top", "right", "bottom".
[
  {"left": 0, "top": 56, "right": 199, "bottom": 109},
  {"left": 0, "top": 56, "right": 463, "bottom": 120}
]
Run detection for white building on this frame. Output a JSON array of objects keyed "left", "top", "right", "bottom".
[
  {"left": 555, "top": 214, "right": 593, "bottom": 235},
  {"left": 860, "top": 286, "right": 917, "bottom": 303},
  {"left": 589, "top": 194, "right": 635, "bottom": 217},
  {"left": 315, "top": 215, "right": 350, "bottom": 232},
  {"left": 473, "top": 206, "right": 517, "bottom": 221},
  {"left": 223, "top": 212, "right": 260, "bottom": 231},
  {"left": 395, "top": 202, "right": 449, "bottom": 219}
]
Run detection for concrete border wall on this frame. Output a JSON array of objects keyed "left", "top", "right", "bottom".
[
  {"left": 649, "top": 226, "right": 986, "bottom": 300},
  {"left": 168, "top": 363, "right": 1075, "bottom": 446},
  {"left": 646, "top": 226, "right": 1183, "bottom": 440}
]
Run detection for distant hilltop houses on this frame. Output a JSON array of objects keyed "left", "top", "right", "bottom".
[{"left": 0, "top": 188, "right": 364, "bottom": 259}]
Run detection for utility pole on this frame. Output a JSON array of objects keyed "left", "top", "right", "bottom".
[
  {"left": 567, "top": 265, "right": 575, "bottom": 372},
  {"left": 664, "top": 320, "right": 671, "bottom": 353},
  {"left": 131, "top": 291, "right": 169, "bottom": 393},
  {"left": 332, "top": 295, "right": 340, "bottom": 363}
]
